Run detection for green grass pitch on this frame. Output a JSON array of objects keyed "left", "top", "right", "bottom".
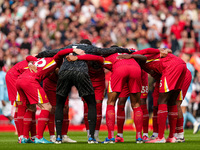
[{"left": 0, "top": 130, "right": 200, "bottom": 150}]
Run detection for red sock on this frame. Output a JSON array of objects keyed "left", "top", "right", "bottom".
[
  {"left": 84, "top": 102, "right": 89, "bottom": 130},
  {"left": 106, "top": 105, "right": 115, "bottom": 139},
  {"left": 117, "top": 105, "right": 125, "bottom": 134},
  {"left": 62, "top": 113, "right": 69, "bottom": 135},
  {"left": 133, "top": 107, "right": 143, "bottom": 139},
  {"left": 31, "top": 112, "right": 36, "bottom": 137},
  {"left": 37, "top": 110, "right": 49, "bottom": 139},
  {"left": 17, "top": 105, "right": 26, "bottom": 137},
  {"left": 48, "top": 113, "right": 55, "bottom": 136},
  {"left": 141, "top": 104, "right": 149, "bottom": 134},
  {"left": 176, "top": 118, "right": 184, "bottom": 134},
  {"left": 23, "top": 110, "right": 33, "bottom": 139},
  {"left": 95, "top": 103, "right": 102, "bottom": 130},
  {"left": 168, "top": 105, "right": 178, "bottom": 138},
  {"left": 157, "top": 104, "right": 168, "bottom": 139},
  {"left": 14, "top": 111, "right": 19, "bottom": 137},
  {"left": 153, "top": 108, "right": 158, "bottom": 133}
]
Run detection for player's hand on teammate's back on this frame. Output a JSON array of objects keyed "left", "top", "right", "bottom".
[
  {"left": 117, "top": 54, "right": 133, "bottom": 59},
  {"left": 159, "top": 48, "right": 172, "bottom": 58},
  {"left": 55, "top": 68, "right": 59, "bottom": 75},
  {"left": 29, "top": 64, "right": 38, "bottom": 73},
  {"left": 66, "top": 55, "right": 78, "bottom": 62},
  {"left": 73, "top": 48, "right": 85, "bottom": 55}
]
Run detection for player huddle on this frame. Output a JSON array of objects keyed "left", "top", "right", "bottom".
[{"left": 5, "top": 39, "right": 193, "bottom": 144}]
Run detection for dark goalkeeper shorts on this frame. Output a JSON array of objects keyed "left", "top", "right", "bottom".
[{"left": 56, "top": 70, "right": 94, "bottom": 97}]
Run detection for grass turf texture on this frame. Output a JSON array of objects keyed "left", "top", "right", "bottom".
[{"left": 0, "top": 130, "right": 200, "bottom": 150}]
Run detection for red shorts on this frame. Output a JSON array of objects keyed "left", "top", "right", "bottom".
[
  {"left": 108, "top": 65, "right": 141, "bottom": 93},
  {"left": 44, "top": 90, "right": 56, "bottom": 106},
  {"left": 118, "top": 84, "right": 129, "bottom": 98},
  {"left": 43, "top": 78, "right": 69, "bottom": 106},
  {"left": 177, "top": 69, "right": 192, "bottom": 101},
  {"left": 16, "top": 78, "right": 49, "bottom": 105},
  {"left": 159, "top": 63, "right": 187, "bottom": 93},
  {"left": 44, "top": 89, "right": 69, "bottom": 106},
  {"left": 5, "top": 72, "right": 18, "bottom": 104},
  {"left": 92, "top": 80, "right": 105, "bottom": 101},
  {"left": 119, "top": 70, "right": 148, "bottom": 98}
]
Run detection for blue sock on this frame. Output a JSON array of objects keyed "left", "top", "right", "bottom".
[
  {"left": 186, "top": 112, "right": 196, "bottom": 124},
  {"left": 10, "top": 119, "right": 15, "bottom": 126},
  {"left": 183, "top": 113, "right": 187, "bottom": 129}
]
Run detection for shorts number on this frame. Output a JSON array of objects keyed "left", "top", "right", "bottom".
[
  {"left": 160, "top": 80, "right": 162, "bottom": 88},
  {"left": 141, "top": 86, "right": 148, "bottom": 94}
]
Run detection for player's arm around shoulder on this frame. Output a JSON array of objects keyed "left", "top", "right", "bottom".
[
  {"left": 159, "top": 48, "right": 172, "bottom": 58},
  {"left": 117, "top": 54, "right": 147, "bottom": 63}
]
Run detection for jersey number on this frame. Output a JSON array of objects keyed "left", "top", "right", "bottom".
[{"left": 34, "top": 58, "right": 46, "bottom": 67}]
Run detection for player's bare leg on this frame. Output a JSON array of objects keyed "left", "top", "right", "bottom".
[{"left": 130, "top": 93, "right": 143, "bottom": 143}]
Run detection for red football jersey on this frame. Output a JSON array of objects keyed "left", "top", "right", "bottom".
[
  {"left": 7, "top": 60, "right": 29, "bottom": 77},
  {"left": 104, "top": 53, "right": 139, "bottom": 70},
  {"left": 7, "top": 55, "right": 43, "bottom": 77},
  {"left": 77, "top": 53, "right": 140, "bottom": 70},
  {"left": 134, "top": 48, "right": 185, "bottom": 75},
  {"left": 87, "top": 61, "right": 105, "bottom": 82},
  {"left": 18, "top": 48, "right": 73, "bottom": 82},
  {"left": 18, "top": 57, "right": 58, "bottom": 82}
]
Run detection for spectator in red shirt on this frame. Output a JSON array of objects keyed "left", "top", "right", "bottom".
[{"left": 170, "top": 16, "right": 185, "bottom": 40}]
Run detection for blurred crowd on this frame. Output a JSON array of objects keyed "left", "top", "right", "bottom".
[{"left": 1, "top": 0, "right": 200, "bottom": 123}]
